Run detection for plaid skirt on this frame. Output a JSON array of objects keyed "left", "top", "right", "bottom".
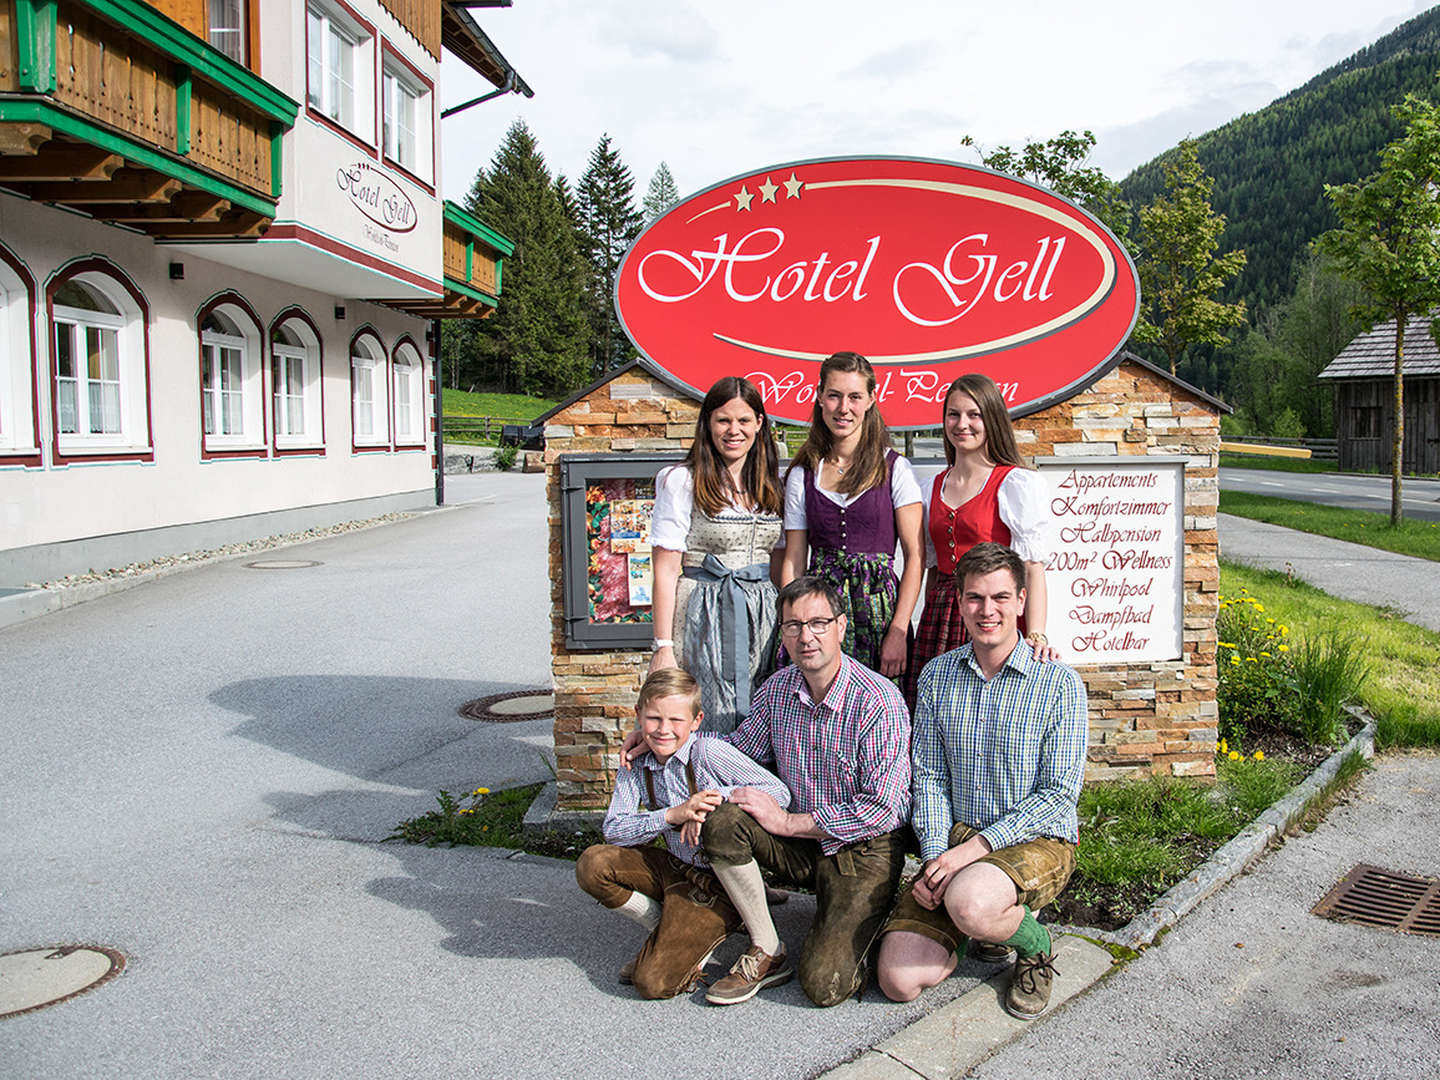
[
  {"left": 808, "top": 547, "right": 900, "bottom": 673},
  {"left": 902, "top": 575, "right": 968, "bottom": 711}
]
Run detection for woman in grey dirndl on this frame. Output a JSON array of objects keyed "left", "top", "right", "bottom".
[{"left": 649, "top": 377, "right": 785, "bottom": 735}]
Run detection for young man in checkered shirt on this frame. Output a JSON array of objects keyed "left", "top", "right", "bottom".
[{"left": 876, "top": 542, "right": 1087, "bottom": 1020}]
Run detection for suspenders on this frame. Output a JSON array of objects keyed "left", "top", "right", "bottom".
[{"left": 643, "top": 759, "right": 698, "bottom": 811}]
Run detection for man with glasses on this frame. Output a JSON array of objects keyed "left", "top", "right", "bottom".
[{"left": 697, "top": 575, "right": 912, "bottom": 1007}]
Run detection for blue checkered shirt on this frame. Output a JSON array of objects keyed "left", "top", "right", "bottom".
[
  {"left": 726, "top": 654, "right": 912, "bottom": 856},
  {"left": 603, "top": 735, "right": 791, "bottom": 867},
  {"left": 912, "top": 638, "right": 1087, "bottom": 862}
]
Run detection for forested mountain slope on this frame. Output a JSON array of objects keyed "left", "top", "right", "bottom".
[{"left": 1120, "top": 7, "right": 1440, "bottom": 315}]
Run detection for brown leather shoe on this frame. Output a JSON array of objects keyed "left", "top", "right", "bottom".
[
  {"left": 1004, "top": 948, "right": 1059, "bottom": 1020},
  {"left": 618, "top": 956, "right": 636, "bottom": 985},
  {"left": 704, "top": 944, "right": 792, "bottom": 1005}
]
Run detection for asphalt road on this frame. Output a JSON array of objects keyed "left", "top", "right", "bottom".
[{"left": 1220, "top": 467, "right": 1440, "bottom": 522}]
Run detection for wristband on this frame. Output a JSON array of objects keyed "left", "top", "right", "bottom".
[{"left": 652, "top": 639, "right": 675, "bottom": 650}]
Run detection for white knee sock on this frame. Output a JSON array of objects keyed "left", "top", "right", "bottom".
[
  {"left": 712, "top": 860, "right": 781, "bottom": 955},
  {"left": 616, "top": 890, "right": 662, "bottom": 932}
]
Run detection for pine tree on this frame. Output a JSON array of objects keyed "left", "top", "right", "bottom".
[
  {"left": 1131, "top": 140, "right": 1248, "bottom": 375},
  {"left": 642, "top": 162, "right": 680, "bottom": 222},
  {"left": 577, "top": 134, "right": 643, "bottom": 373},
  {"left": 459, "top": 120, "right": 591, "bottom": 397}
]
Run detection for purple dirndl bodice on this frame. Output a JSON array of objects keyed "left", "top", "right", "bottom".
[{"left": 802, "top": 450, "right": 899, "bottom": 556}]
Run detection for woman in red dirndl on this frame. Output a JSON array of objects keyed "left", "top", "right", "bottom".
[{"left": 901, "top": 373, "right": 1056, "bottom": 710}]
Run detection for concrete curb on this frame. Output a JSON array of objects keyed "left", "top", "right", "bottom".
[
  {"left": 0, "top": 506, "right": 462, "bottom": 634},
  {"left": 1076, "top": 708, "right": 1377, "bottom": 951}
]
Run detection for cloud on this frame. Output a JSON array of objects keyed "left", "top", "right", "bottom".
[{"left": 593, "top": 2, "right": 722, "bottom": 63}]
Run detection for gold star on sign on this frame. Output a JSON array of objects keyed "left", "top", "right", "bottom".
[
  {"left": 734, "top": 185, "right": 754, "bottom": 211},
  {"left": 758, "top": 176, "right": 778, "bottom": 203},
  {"left": 782, "top": 173, "right": 803, "bottom": 198}
]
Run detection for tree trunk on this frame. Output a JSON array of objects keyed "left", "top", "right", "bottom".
[{"left": 1392, "top": 308, "right": 1405, "bottom": 526}]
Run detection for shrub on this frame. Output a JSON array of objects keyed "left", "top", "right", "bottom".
[
  {"left": 494, "top": 445, "right": 519, "bottom": 471},
  {"left": 1289, "top": 629, "right": 1368, "bottom": 746},
  {"left": 1216, "top": 589, "right": 1299, "bottom": 744}
]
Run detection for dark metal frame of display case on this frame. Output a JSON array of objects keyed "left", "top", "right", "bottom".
[{"left": 558, "top": 452, "right": 685, "bottom": 651}]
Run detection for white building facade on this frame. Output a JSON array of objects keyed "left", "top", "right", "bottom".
[{"left": 0, "top": 0, "right": 522, "bottom": 582}]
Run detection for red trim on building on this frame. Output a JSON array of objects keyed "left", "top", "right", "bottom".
[
  {"left": 260, "top": 225, "right": 442, "bottom": 293},
  {"left": 269, "top": 305, "right": 329, "bottom": 458},
  {"left": 0, "top": 239, "right": 43, "bottom": 468},
  {"left": 348, "top": 325, "right": 391, "bottom": 453},
  {"left": 45, "top": 257, "right": 154, "bottom": 467},
  {"left": 196, "top": 291, "right": 270, "bottom": 461}
]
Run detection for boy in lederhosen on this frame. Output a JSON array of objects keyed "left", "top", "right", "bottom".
[{"left": 576, "top": 668, "right": 793, "bottom": 998}]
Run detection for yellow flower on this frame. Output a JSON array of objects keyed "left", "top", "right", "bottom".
[
  {"left": 473, "top": 787, "right": 491, "bottom": 796},
  {"left": 1218, "top": 641, "right": 1236, "bottom": 649},
  {"left": 459, "top": 808, "right": 475, "bottom": 815},
  {"left": 1280, "top": 625, "right": 1289, "bottom": 636},
  {"left": 1266, "top": 618, "right": 1275, "bottom": 624},
  {"left": 1219, "top": 739, "right": 1228, "bottom": 754},
  {"left": 1278, "top": 644, "right": 1289, "bottom": 652},
  {"left": 1230, "top": 656, "right": 1241, "bottom": 665},
  {"left": 1260, "top": 651, "right": 1272, "bottom": 658},
  {"left": 1246, "top": 657, "right": 1258, "bottom": 663},
  {"left": 1253, "top": 750, "right": 1265, "bottom": 761},
  {"left": 1228, "top": 750, "right": 1241, "bottom": 761},
  {"left": 1254, "top": 604, "right": 1265, "bottom": 612}
]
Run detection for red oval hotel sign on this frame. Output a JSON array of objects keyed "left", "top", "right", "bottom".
[{"left": 615, "top": 156, "right": 1140, "bottom": 428}]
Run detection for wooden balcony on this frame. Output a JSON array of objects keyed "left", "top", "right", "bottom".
[
  {"left": 0, "top": 0, "right": 296, "bottom": 238},
  {"left": 384, "top": 201, "right": 513, "bottom": 320}
]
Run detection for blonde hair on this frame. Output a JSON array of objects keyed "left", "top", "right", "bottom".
[{"left": 636, "top": 667, "right": 703, "bottom": 717}]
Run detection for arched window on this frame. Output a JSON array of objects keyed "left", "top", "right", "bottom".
[
  {"left": 270, "top": 311, "right": 324, "bottom": 452},
  {"left": 197, "top": 295, "right": 264, "bottom": 454},
  {"left": 392, "top": 339, "right": 425, "bottom": 447},
  {"left": 0, "top": 243, "right": 39, "bottom": 463},
  {"left": 48, "top": 261, "right": 151, "bottom": 461},
  {"left": 350, "top": 329, "right": 389, "bottom": 448}
]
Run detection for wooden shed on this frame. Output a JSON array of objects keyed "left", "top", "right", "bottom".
[{"left": 1319, "top": 315, "right": 1440, "bottom": 475}]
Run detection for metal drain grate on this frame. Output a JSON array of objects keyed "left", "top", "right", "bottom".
[
  {"left": 1312, "top": 863, "right": 1440, "bottom": 936},
  {"left": 458, "top": 689, "right": 554, "bottom": 723}
]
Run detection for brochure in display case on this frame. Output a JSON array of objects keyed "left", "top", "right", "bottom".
[{"left": 559, "top": 453, "right": 682, "bottom": 650}]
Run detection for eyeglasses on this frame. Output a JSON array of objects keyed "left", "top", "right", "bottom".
[{"left": 779, "top": 616, "right": 839, "bottom": 638}]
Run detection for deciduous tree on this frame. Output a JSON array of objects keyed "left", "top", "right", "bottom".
[
  {"left": 1320, "top": 90, "right": 1440, "bottom": 524},
  {"left": 1132, "top": 140, "right": 1248, "bottom": 377}
]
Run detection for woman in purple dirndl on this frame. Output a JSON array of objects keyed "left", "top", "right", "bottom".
[{"left": 781, "top": 353, "right": 924, "bottom": 677}]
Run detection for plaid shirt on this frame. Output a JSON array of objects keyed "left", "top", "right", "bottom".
[
  {"left": 727, "top": 655, "right": 911, "bottom": 856},
  {"left": 603, "top": 735, "right": 790, "bottom": 867},
  {"left": 912, "top": 638, "right": 1088, "bottom": 862}
]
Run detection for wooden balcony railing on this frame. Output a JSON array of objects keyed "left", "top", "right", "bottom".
[
  {"left": 385, "top": 200, "right": 514, "bottom": 320},
  {"left": 0, "top": 0, "right": 297, "bottom": 237}
]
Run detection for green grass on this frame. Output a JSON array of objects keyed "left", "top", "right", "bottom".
[
  {"left": 388, "top": 783, "right": 602, "bottom": 858},
  {"left": 1219, "top": 452, "right": 1338, "bottom": 473},
  {"left": 1219, "top": 490, "right": 1440, "bottom": 562},
  {"left": 441, "top": 389, "right": 556, "bottom": 419},
  {"left": 1221, "top": 561, "right": 1440, "bottom": 750}
]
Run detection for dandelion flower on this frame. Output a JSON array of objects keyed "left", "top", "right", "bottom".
[
  {"left": 1253, "top": 750, "right": 1265, "bottom": 761},
  {"left": 1218, "top": 642, "right": 1236, "bottom": 649},
  {"left": 1219, "top": 739, "right": 1229, "bottom": 754},
  {"left": 1228, "top": 750, "right": 1241, "bottom": 761},
  {"left": 473, "top": 787, "right": 490, "bottom": 796},
  {"left": 1260, "top": 651, "right": 1272, "bottom": 658},
  {"left": 1278, "top": 644, "right": 1289, "bottom": 652},
  {"left": 1231, "top": 657, "right": 1241, "bottom": 665}
]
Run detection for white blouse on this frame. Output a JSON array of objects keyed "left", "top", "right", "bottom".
[
  {"left": 650, "top": 464, "right": 785, "bottom": 552},
  {"left": 782, "top": 455, "right": 923, "bottom": 531},
  {"left": 919, "top": 465, "right": 1051, "bottom": 566}
]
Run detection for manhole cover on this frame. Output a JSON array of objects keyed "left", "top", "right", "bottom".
[
  {"left": 1312, "top": 863, "right": 1440, "bottom": 936},
  {"left": 459, "top": 689, "right": 554, "bottom": 723},
  {"left": 0, "top": 946, "right": 126, "bottom": 1019},
  {"left": 242, "top": 559, "right": 322, "bottom": 570}
]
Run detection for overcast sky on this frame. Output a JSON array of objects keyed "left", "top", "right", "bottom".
[{"left": 439, "top": 1, "right": 1433, "bottom": 205}]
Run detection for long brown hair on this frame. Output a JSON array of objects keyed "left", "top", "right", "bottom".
[
  {"left": 942, "top": 373, "right": 1026, "bottom": 468},
  {"left": 787, "top": 352, "right": 892, "bottom": 495},
  {"left": 685, "top": 376, "right": 783, "bottom": 517}
]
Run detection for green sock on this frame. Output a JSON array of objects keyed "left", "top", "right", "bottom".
[{"left": 1001, "top": 906, "right": 1052, "bottom": 958}]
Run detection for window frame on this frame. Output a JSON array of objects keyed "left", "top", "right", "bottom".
[
  {"left": 349, "top": 327, "right": 390, "bottom": 451},
  {"left": 391, "top": 337, "right": 426, "bottom": 448},
  {"left": 305, "top": 0, "right": 377, "bottom": 151},
  {"left": 380, "top": 41, "right": 434, "bottom": 189},
  {"left": 269, "top": 307, "right": 326, "bottom": 455},
  {"left": 0, "top": 241, "right": 42, "bottom": 467},
  {"left": 196, "top": 293, "right": 267, "bottom": 459},
  {"left": 45, "top": 259, "right": 153, "bottom": 465},
  {"left": 207, "top": 0, "right": 247, "bottom": 64}
]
